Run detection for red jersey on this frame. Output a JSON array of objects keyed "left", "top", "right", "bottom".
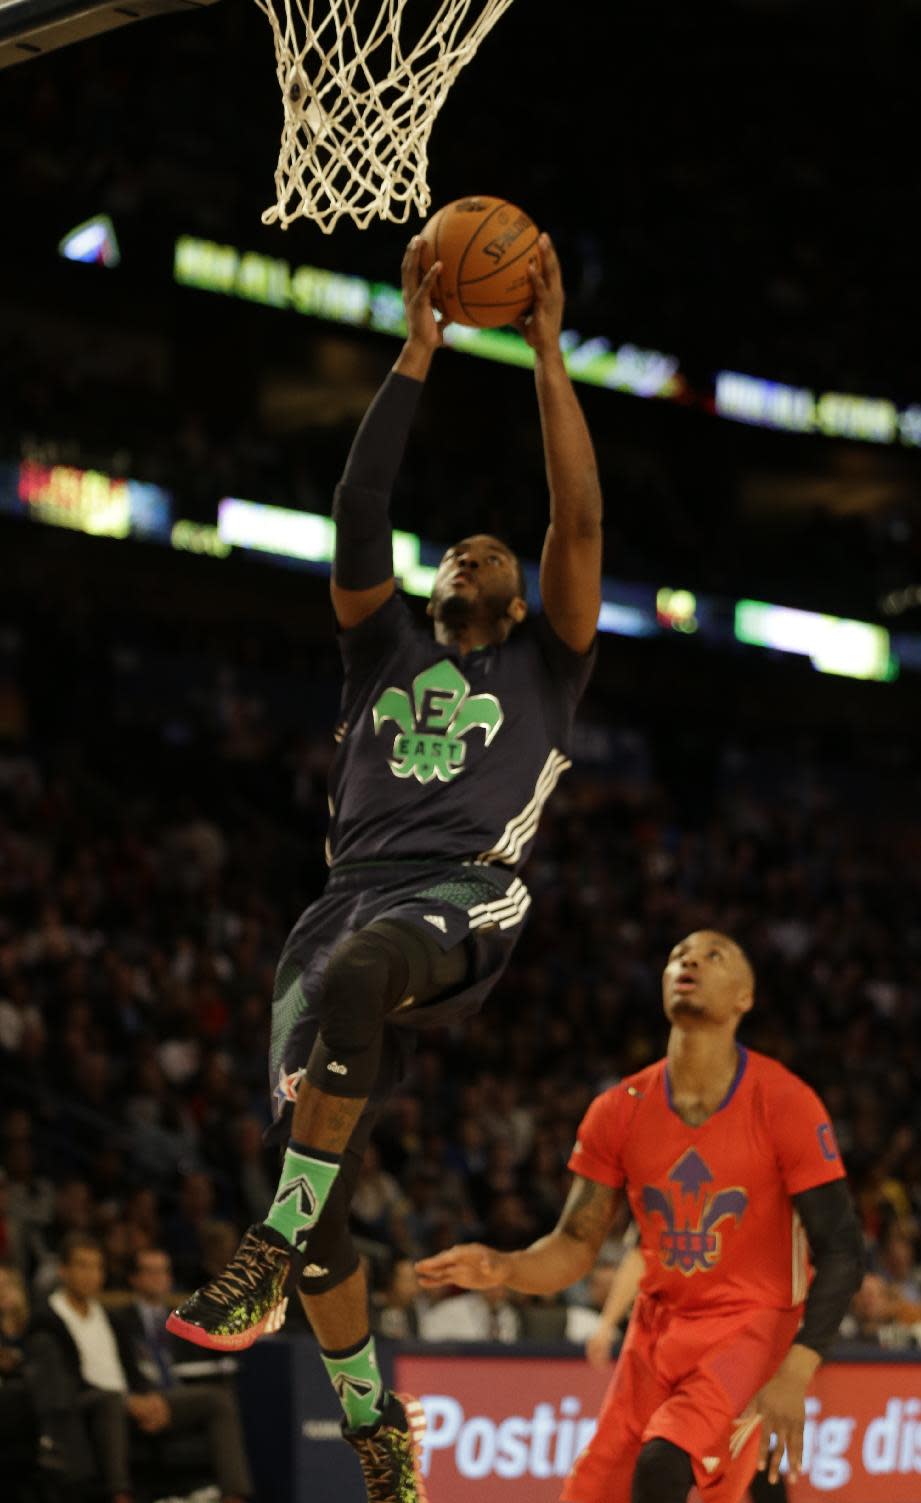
[{"left": 568, "top": 1046, "right": 845, "bottom": 1316}]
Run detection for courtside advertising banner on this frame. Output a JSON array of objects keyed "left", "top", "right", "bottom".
[{"left": 394, "top": 1353, "right": 921, "bottom": 1502}]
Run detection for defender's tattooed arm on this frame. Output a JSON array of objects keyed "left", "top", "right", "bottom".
[{"left": 415, "top": 1175, "right": 622, "bottom": 1296}]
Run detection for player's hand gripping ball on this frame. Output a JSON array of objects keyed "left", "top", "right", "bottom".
[{"left": 418, "top": 195, "right": 540, "bottom": 329}]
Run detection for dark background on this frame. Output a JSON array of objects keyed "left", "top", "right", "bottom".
[
  {"left": 1, "top": 9, "right": 920, "bottom": 1477},
  {"left": 3, "top": 0, "right": 921, "bottom": 619}
]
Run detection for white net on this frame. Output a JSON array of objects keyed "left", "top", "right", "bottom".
[{"left": 254, "top": 0, "right": 518, "bottom": 233}]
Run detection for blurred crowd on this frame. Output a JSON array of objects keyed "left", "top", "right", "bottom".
[
  {"left": 2, "top": 588, "right": 920, "bottom": 1343},
  {"left": 2, "top": 562, "right": 921, "bottom": 1495}
]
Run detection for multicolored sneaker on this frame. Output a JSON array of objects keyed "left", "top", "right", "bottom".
[
  {"left": 342, "top": 1391, "right": 428, "bottom": 1503},
  {"left": 166, "top": 1222, "right": 292, "bottom": 1351}
]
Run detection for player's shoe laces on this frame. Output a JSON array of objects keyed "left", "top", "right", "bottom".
[
  {"left": 343, "top": 1391, "right": 428, "bottom": 1503},
  {"left": 165, "top": 1222, "right": 292, "bottom": 1351}
]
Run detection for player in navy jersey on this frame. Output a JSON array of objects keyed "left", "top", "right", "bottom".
[{"left": 168, "top": 232, "right": 603, "bottom": 1499}]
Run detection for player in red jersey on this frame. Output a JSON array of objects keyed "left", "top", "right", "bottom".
[{"left": 417, "top": 930, "right": 864, "bottom": 1503}]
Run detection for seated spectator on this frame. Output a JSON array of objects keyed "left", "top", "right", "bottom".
[
  {"left": 0, "top": 1262, "right": 39, "bottom": 1490},
  {"left": 877, "top": 1226, "right": 921, "bottom": 1304},
  {"left": 372, "top": 1257, "right": 427, "bottom": 1339},
  {"left": 419, "top": 1281, "right": 521, "bottom": 1343},
  {"left": 351, "top": 1142, "right": 407, "bottom": 1246},
  {"left": 518, "top": 1292, "right": 569, "bottom": 1342},
  {"left": 845, "top": 1272, "right": 921, "bottom": 1345},
  {"left": 565, "top": 1256, "right": 619, "bottom": 1345},
  {"left": 32, "top": 1232, "right": 252, "bottom": 1503},
  {"left": 29, "top": 1232, "right": 135, "bottom": 1502},
  {"left": 112, "top": 1245, "right": 253, "bottom": 1502}
]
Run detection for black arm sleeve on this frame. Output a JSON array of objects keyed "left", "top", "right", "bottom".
[
  {"left": 792, "top": 1179, "right": 865, "bottom": 1359},
  {"left": 332, "top": 371, "right": 424, "bottom": 590}
]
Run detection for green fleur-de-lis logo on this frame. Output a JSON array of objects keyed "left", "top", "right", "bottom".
[{"left": 372, "top": 660, "right": 504, "bottom": 783}]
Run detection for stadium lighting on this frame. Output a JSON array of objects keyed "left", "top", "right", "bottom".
[
  {"left": 734, "top": 600, "right": 897, "bottom": 682},
  {"left": 58, "top": 214, "right": 121, "bottom": 268},
  {"left": 172, "top": 237, "right": 682, "bottom": 401},
  {"left": 0, "top": 462, "right": 910, "bottom": 677}
]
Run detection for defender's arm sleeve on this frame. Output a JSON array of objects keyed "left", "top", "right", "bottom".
[
  {"left": 770, "top": 1073, "right": 863, "bottom": 1359},
  {"left": 332, "top": 372, "right": 424, "bottom": 590},
  {"left": 792, "top": 1179, "right": 866, "bottom": 1358},
  {"left": 567, "top": 1086, "right": 628, "bottom": 1189}
]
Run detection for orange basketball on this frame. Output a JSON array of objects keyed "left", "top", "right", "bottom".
[{"left": 418, "top": 195, "right": 539, "bottom": 329}]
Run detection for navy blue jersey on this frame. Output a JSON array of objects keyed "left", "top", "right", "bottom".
[{"left": 326, "top": 593, "right": 595, "bottom": 875}]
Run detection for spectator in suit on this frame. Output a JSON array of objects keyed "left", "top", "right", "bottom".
[
  {"left": 33, "top": 1233, "right": 252, "bottom": 1503},
  {"left": 419, "top": 1281, "right": 521, "bottom": 1342},
  {"left": 372, "top": 1257, "right": 427, "bottom": 1339},
  {"left": 30, "top": 1232, "right": 140, "bottom": 1503},
  {"left": 112, "top": 1245, "right": 253, "bottom": 1502}
]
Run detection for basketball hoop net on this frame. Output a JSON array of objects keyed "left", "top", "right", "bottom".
[{"left": 254, "top": 0, "right": 517, "bottom": 233}]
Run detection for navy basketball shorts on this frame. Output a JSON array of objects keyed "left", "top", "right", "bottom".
[{"left": 266, "top": 859, "right": 529, "bottom": 1144}]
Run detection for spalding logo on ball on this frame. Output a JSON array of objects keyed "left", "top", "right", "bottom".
[{"left": 418, "top": 196, "right": 539, "bottom": 329}]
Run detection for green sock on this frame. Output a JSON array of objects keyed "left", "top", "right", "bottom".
[
  {"left": 265, "top": 1141, "right": 340, "bottom": 1253},
  {"left": 321, "top": 1335, "right": 385, "bottom": 1430}
]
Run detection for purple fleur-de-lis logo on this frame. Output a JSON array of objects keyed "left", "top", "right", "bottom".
[{"left": 642, "top": 1148, "right": 748, "bottom": 1276}]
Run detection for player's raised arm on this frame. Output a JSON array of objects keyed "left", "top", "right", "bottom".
[
  {"left": 330, "top": 239, "right": 446, "bottom": 629},
  {"left": 415, "top": 1175, "right": 621, "bottom": 1296},
  {"left": 516, "top": 234, "right": 603, "bottom": 654}
]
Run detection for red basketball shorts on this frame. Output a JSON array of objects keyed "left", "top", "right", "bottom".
[{"left": 562, "top": 1294, "right": 802, "bottom": 1503}]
